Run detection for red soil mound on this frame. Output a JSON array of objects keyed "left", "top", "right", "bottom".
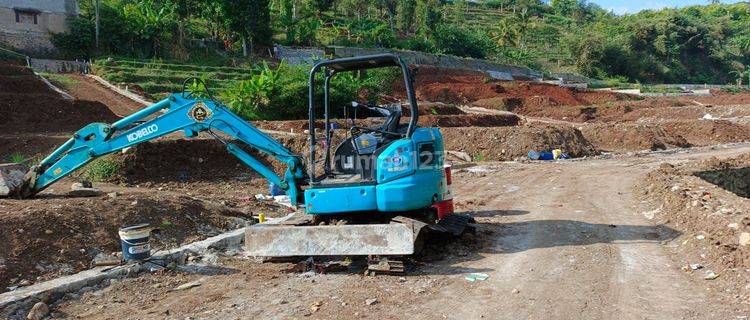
[
  {"left": 0, "top": 63, "right": 119, "bottom": 135},
  {"left": 395, "top": 67, "right": 629, "bottom": 108}
]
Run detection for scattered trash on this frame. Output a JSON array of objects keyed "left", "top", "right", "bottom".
[
  {"left": 695, "top": 234, "right": 705, "bottom": 240},
  {"left": 728, "top": 223, "right": 740, "bottom": 230},
  {"left": 272, "top": 298, "right": 288, "bottom": 305},
  {"left": 701, "top": 114, "right": 717, "bottom": 120},
  {"left": 365, "top": 298, "right": 379, "bottom": 305},
  {"left": 254, "top": 193, "right": 294, "bottom": 208},
  {"left": 528, "top": 150, "right": 570, "bottom": 161},
  {"left": 465, "top": 273, "right": 490, "bottom": 282},
  {"left": 299, "top": 270, "right": 316, "bottom": 278},
  {"left": 511, "top": 288, "right": 520, "bottom": 294},
  {"left": 268, "top": 182, "right": 286, "bottom": 197},
  {"left": 26, "top": 302, "right": 49, "bottom": 320},
  {"left": 682, "top": 263, "right": 703, "bottom": 272},
  {"left": 169, "top": 280, "right": 202, "bottom": 291},
  {"left": 704, "top": 270, "right": 719, "bottom": 280}
]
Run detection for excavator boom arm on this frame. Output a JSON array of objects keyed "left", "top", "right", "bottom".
[{"left": 21, "top": 94, "right": 307, "bottom": 203}]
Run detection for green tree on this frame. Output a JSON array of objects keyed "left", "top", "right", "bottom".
[
  {"left": 397, "top": 0, "right": 417, "bottom": 33},
  {"left": 122, "top": 0, "right": 177, "bottom": 56},
  {"left": 219, "top": 0, "right": 272, "bottom": 55},
  {"left": 415, "top": 0, "right": 442, "bottom": 35}
]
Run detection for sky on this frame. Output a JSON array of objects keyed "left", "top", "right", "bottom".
[{"left": 589, "top": 0, "right": 746, "bottom": 15}]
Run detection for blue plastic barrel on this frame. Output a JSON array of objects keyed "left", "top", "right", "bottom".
[
  {"left": 118, "top": 224, "right": 152, "bottom": 261},
  {"left": 268, "top": 182, "right": 286, "bottom": 196}
]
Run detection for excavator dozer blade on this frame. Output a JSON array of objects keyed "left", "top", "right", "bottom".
[
  {"left": 244, "top": 218, "right": 428, "bottom": 257},
  {"left": 0, "top": 163, "right": 28, "bottom": 198}
]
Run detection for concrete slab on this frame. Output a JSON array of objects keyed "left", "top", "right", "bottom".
[{"left": 244, "top": 223, "right": 416, "bottom": 256}]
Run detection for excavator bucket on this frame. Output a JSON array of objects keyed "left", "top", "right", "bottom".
[
  {"left": 0, "top": 163, "right": 28, "bottom": 197},
  {"left": 244, "top": 216, "right": 429, "bottom": 257}
]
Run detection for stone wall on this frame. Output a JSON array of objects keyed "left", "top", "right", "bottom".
[
  {"left": 0, "top": 29, "right": 55, "bottom": 54},
  {"left": 275, "top": 46, "right": 325, "bottom": 66},
  {"left": 330, "top": 46, "right": 544, "bottom": 81},
  {"left": 0, "top": 1, "right": 78, "bottom": 54},
  {"left": 28, "top": 57, "right": 88, "bottom": 73}
]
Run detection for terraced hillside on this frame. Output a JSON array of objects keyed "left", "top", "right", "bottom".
[{"left": 91, "top": 59, "right": 258, "bottom": 100}]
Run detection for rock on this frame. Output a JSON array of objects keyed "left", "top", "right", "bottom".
[
  {"left": 169, "top": 280, "right": 202, "bottom": 291},
  {"left": 740, "top": 233, "right": 750, "bottom": 246},
  {"left": 365, "top": 298, "right": 378, "bottom": 306},
  {"left": 642, "top": 208, "right": 660, "bottom": 220},
  {"left": 512, "top": 288, "right": 520, "bottom": 294},
  {"left": 414, "top": 288, "right": 426, "bottom": 294},
  {"left": 26, "top": 302, "right": 49, "bottom": 320},
  {"left": 107, "top": 192, "right": 118, "bottom": 199},
  {"left": 310, "top": 301, "right": 322, "bottom": 312},
  {"left": 0, "top": 163, "right": 27, "bottom": 197},
  {"left": 695, "top": 234, "right": 705, "bottom": 240},
  {"left": 704, "top": 270, "right": 719, "bottom": 280},
  {"left": 92, "top": 252, "right": 120, "bottom": 266},
  {"left": 69, "top": 182, "right": 102, "bottom": 197},
  {"left": 298, "top": 270, "right": 316, "bottom": 278},
  {"left": 728, "top": 223, "right": 740, "bottom": 230},
  {"left": 689, "top": 263, "right": 703, "bottom": 271},
  {"left": 272, "top": 298, "right": 287, "bottom": 305}
]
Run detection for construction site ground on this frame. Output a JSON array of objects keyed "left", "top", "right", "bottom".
[{"left": 2, "top": 61, "right": 750, "bottom": 318}]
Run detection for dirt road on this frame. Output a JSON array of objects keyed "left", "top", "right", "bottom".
[
  {"left": 48, "top": 144, "right": 750, "bottom": 319},
  {"left": 52, "top": 74, "right": 145, "bottom": 117}
]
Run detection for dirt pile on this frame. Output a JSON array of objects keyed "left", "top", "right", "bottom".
[
  {"left": 581, "top": 120, "right": 750, "bottom": 152},
  {"left": 395, "top": 66, "right": 629, "bottom": 108},
  {"left": 253, "top": 114, "right": 520, "bottom": 133},
  {"left": 0, "top": 190, "right": 257, "bottom": 293},
  {"left": 637, "top": 154, "right": 750, "bottom": 305},
  {"left": 0, "top": 62, "right": 119, "bottom": 135},
  {"left": 441, "top": 123, "right": 596, "bottom": 161}
]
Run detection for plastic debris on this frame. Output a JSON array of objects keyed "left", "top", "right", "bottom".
[
  {"left": 704, "top": 270, "right": 719, "bottom": 280},
  {"left": 465, "top": 273, "right": 490, "bottom": 282}
]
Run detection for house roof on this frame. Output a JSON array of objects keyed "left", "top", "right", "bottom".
[{"left": 0, "top": 0, "right": 77, "bottom": 15}]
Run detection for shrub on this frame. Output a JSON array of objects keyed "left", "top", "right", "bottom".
[
  {"left": 430, "top": 24, "right": 493, "bottom": 59},
  {"left": 83, "top": 155, "right": 120, "bottom": 182}
]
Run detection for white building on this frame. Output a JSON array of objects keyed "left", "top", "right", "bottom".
[{"left": 0, "top": 0, "right": 78, "bottom": 53}]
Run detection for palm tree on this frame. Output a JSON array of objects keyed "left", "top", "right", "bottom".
[
  {"left": 494, "top": 17, "right": 519, "bottom": 47},
  {"left": 729, "top": 69, "right": 749, "bottom": 87}
]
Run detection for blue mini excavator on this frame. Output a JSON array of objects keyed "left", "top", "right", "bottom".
[{"left": 5, "top": 54, "right": 468, "bottom": 259}]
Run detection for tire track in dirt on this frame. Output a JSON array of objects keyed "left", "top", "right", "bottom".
[{"left": 411, "top": 154, "right": 742, "bottom": 319}]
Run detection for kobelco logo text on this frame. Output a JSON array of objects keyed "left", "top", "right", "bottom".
[{"left": 127, "top": 124, "right": 158, "bottom": 142}]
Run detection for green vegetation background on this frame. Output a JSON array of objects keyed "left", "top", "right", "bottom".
[{"left": 53, "top": 0, "right": 750, "bottom": 86}]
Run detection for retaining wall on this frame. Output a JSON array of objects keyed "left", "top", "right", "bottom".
[{"left": 28, "top": 58, "right": 88, "bottom": 73}]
